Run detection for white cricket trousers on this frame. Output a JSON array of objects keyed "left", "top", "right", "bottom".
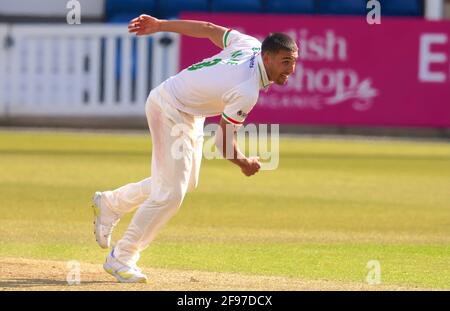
[{"left": 103, "top": 84, "right": 205, "bottom": 266}]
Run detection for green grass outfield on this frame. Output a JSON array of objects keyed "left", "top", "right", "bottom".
[{"left": 0, "top": 130, "right": 449, "bottom": 289}]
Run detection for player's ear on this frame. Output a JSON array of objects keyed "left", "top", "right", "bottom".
[{"left": 262, "top": 51, "right": 271, "bottom": 65}]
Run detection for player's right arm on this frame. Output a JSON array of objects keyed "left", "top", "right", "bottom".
[
  {"left": 128, "top": 14, "right": 228, "bottom": 49},
  {"left": 216, "top": 118, "right": 261, "bottom": 177}
]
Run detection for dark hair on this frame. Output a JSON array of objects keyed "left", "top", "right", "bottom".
[{"left": 262, "top": 32, "right": 298, "bottom": 54}]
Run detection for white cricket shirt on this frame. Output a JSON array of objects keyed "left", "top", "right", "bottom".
[{"left": 160, "top": 29, "right": 271, "bottom": 125}]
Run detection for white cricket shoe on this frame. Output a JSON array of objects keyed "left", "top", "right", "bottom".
[
  {"left": 103, "top": 248, "right": 148, "bottom": 283},
  {"left": 92, "top": 191, "right": 120, "bottom": 249}
]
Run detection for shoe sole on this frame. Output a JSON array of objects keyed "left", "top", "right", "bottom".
[{"left": 92, "top": 192, "right": 109, "bottom": 249}]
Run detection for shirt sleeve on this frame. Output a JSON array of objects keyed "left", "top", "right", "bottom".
[
  {"left": 222, "top": 29, "right": 260, "bottom": 50},
  {"left": 222, "top": 94, "right": 257, "bottom": 126}
]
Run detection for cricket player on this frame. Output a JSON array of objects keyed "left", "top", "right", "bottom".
[{"left": 92, "top": 14, "right": 298, "bottom": 283}]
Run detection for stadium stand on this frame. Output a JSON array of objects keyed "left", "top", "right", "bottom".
[
  {"left": 106, "top": 0, "right": 158, "bottom": 21},
  {"left": 317, "top": 0, "right": 368, "bottom": 15},
  {"left": 159, "top": 0, "right": 209, "bottom": 19},
  {"left": 380, "top": 0, "right": 423, "bottom": 16},
  {"left": 265, "top": 0, "right": 316, "bottom": 14},
  {"left": 108, "top": 13, "right": 141, "bottom": 23},
  {"left": 211, "top": 0, "right": 263, "bottom": 13},
  {"left": 104, "top": 0, "right": 425, "bottom": 21}
]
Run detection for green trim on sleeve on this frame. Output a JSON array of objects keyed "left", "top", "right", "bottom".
[
  {"left": 222, "top": 112, "right": 243, "bottom": 125},
  {"left": 223, "top": 29, "right": 232, "bottom": 48}
]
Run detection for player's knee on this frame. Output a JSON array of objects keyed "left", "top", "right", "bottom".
[
  {"left": 146, "top": 186, "right": 186, "bottom": 214},
  {"left": 165, "top": 189, "right": 185, "bottom": 212}
]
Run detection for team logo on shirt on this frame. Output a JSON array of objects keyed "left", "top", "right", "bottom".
[
  {"left": 249, "top": 47, "right": 260, "bottom": 69},
  {"left": 237, "top": 110, "right": 248, "bottom": 118}
]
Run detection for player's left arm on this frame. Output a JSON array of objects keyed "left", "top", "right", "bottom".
[{"left": 128, "top": 14, "right": 228, "bottom": 49}]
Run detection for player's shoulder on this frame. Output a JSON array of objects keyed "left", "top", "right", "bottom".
[
  {"left": 224, "top": 29, "right": 261, "bottom": 49},
  {"left": 233, "top": 30, "right": 261, "bottom": 44}
]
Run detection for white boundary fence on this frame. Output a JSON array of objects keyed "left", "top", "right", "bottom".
[{"left": 0, "top": 24, "right": 179, "bottom": 117}]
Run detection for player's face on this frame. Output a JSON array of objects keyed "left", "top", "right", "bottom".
[{"left": 264, "top": 50, "right": 298, "bottom": 85}]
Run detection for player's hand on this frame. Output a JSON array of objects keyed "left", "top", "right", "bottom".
[
  {"left": 241, "top": 156, "right": 261, "bottom": 177},
  {"left": 128, "top": 15, "right": 161, "bottom": 36}
]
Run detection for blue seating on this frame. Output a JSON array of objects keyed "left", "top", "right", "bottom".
[
  {"left": 108, "top": 13, "right": 137, "bottom": 24},
  {"left": 265, "top": 0, "right": 315, "bottom": 14},
  {"left": 318, "top": 0, "right": 367, "bottom": 15},
  {"left": 105, "top": 0, "right": 424, "bottom": 22},
  {"left": 211, "top": 0, "right": 263, "bottom": 13},
  {"left": 380, "top": 0, "right": 423, "bottom": 16},
  {"left": 106, "top": 0, "right": 157, "bottom": 21},
  {"left": 158, "top": 0, "right": 209, "bottom": 19}
]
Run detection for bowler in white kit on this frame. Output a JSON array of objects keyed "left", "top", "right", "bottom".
[{"left": 92, "top": 14, "right": 298, "bottom": 283}]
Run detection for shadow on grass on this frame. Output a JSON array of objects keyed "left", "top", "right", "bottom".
[{"left": 0, "top": 278, "right": 113, "bottom": 288}]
